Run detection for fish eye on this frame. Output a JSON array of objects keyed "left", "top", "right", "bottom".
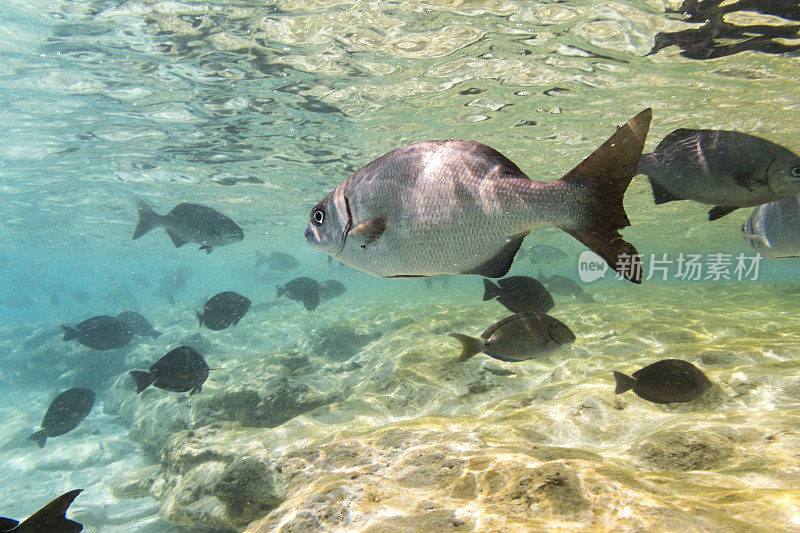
[
  {"left": 791, "top": 166, "right": 800, "bottom": 178},
  {"left": 312, "top": 208, "right": 325, "bottom": 225}
]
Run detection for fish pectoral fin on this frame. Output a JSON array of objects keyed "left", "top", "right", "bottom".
[
  {"left": 0, "top": 517, "right": 19, "bottom": 531},
  {"left": 165, "top": 229, "right": 188, "bottom": 248},
  {"left": 708, "top": 205, "right": 739, "bottom": 221},
  {"left": 463, "top": 231, "right": 530, "bottom": 278},
  {"left": 733, "top": 171, "right": 764, "bottom": 191},
  {"left": 648, "top": 177, "right": 681, "bottom": 204},
  {"left": 349, "top": 217, "right": 387, "bottom": 248}
]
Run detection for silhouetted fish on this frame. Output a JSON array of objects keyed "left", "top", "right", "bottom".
[
  {"left": 277, "top": 277, "right": 321, "bottom": 311},
  {"left": 319, "top": 279, "right": 346, "bottom": 300},
  {"left": 614, "top": 359, "right": 712, "bottom": 404},
  {"left": 133, "top": 197, "right": 244, "bottom": 253},
  {"left": 306, "top": 109, "right": 652, "bottom": 283},
  {"left": 0, "top": 489, "right": 83, "bottom": 532},
  {"left": 197, "top": 291, "right": 251, "bottom": 330},
  {"left": 450, "top": 312, "right": 575, "bottom": 362},
  {"left": 527, "top": 245, "right": 567, "bottom": 265},
  {"left": 129, "top": 346, "right": 209, "bottom": 395},
  {"left": 28, "top": 388, "right": 95, "bottom": 448},
  {"left": 116, "top": 311, "right": 162, "bottom": 339},
  {"left": 61, "top": 316, "right": 134, "bottom": 350},
  {"left": 255, "top": 251, "right": 300, "bottom": 271},
  {"left": 483, "top": 276, "right": 554, "bottom": 314},
  {"left": 538, "top": 274, "right": 594, "bottom": 303}
]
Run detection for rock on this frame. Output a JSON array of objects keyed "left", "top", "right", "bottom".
[
  {"left": 632, "top": 429, "right": 736, "bottom": 471},
  {"left": 297, "top": 322, "right": 380, "bottom": 362},
  {"left": 111, "top": 464, "right": 162, "bottom": 499}
]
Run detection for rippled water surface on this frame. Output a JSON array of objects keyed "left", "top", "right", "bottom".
[{"left": 1, "top": 1, "right": 800, "bottom": 531}]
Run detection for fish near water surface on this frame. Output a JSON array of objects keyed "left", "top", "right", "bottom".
[
  {"left": 483, "top": 276, "right": 554, "bottom": 314},
  {"left": 638, "top": 129, "right": 800, "bottom": 220},
  {"left": 133, "top": 197, "right": 244, "bottom": 253},
  {"left": 61, "top": 316, "right": 134, "bottom": 350},
  {"left": 306, "top": 109, "right": 652, "bottom": 283},
  {"left": 28, "top": 388, "right": 95, "bottom": 448},
  {"left": 197, "top": 291, "right": 251, "bottom": 330},
  {"left": 130, "top": 346, "right": 209, "bottom": 395},
  {"left": 614, "top": 359, "right": 711, "bottom": 404},
  {"left": 0, "top": 489, "right": 83, "bottom": 532}
]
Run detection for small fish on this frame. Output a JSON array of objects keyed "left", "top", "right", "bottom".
[
  {"left": 276, "top": 277, "right": 321, "bottom": 311},
  {"left": 483, "top": 276, "right": 554, "bottom": 314},
  {"left": 538, "top": 274, "right": 594, "bottom": 303},
  {"left": 197, "top": 291, "right": 251, "bottom": 330},
  {"left": 255, "top": 251, "right": 300, "bottom": 271},
  {"left": 527, "top": 245, "right": 567, "bottom": 265},
  {"left": 638, "top": 129, "right": 800, "bottom": 220},
  {"left": 71, "top": 290, "right": 89, "bottom": 303},
  {"left": 61, "top": 316, "right": 134, "bottom": 350},
  {"left": 49, "top": 294, "right": 61, "bottom": 307},
  {"left": 423, "top": 276, "right": 451, "bottom": 290},
  {"left": 306, "top": 109, "right": 652, "bottom": 283},
  {"left": 742, "top": 194, "right": 800, "bottom": 258},
  {"left": 319, "top": 279, "right": 347, "bottom": 300},
  {"left": 28, "top": 388, "right": 95, "bottom": 448},
  {"left": 613, "top": 359, "right": 712, "bottom": 404},
  {"left": 0, "top": 489, "right": 83, "bottom": 532},
  {"left": 450, "top": 312, "right": 575, "bottom": 362},
  {"left": 116, "top": 310, "right": 162, "bottom": 339},
  {"left": 129, "top": 346, "right": 209, "bottom": 395},
  {"left": 133, "top": 197, "right": 244, "bottom": 253}
]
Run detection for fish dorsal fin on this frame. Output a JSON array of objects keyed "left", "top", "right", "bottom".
[
  {"left": 463, "top": 231, "right": 530, "bottom": 278},
  {"left": 708, "top": 206, "right": 738, "bottom": 221},
  {"left": 16, "top": 489, "right": 83, "bottom": 533},
  {"left": 349, "top": 217, "right": 387, "bottom": 248},
  {"left": 165, "top": 229, "right": 187, "bottom": 248},
  {"left": 647, "top": 177, "right": 681, "bottom": 204}
]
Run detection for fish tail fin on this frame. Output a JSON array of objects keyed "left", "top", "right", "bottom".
[
  {"left": 16, "top": 489, "right": 83, "bottom": 532},
  {"left": 28, "top": 429, "right": 47, "bottom": 448},
  {"left": 195, "top": 311, "right": 204, "bottom": 328},
  {"left": 449, "top": 333, "right": 485, "bottom": 362},
  {"left": 556, "top": 108, "right": 652, "bottom": 284},
  {"left": 133, "top": 197, "right": 163, "bottom": 240},
  {"left": 613, "top": 371, "right": 636, "bottom": 394},
  {"left": 129, "top": 370, "right": 155, "bottom": 393},
  {"left": 276, "top": 285, "right": 286, "bottom": 298},
  {"left": 60, "top": 325, "right": 79, "bottom": 341},
  {"left": 482, "top": 278, "right": 500, "bottom": 301}
]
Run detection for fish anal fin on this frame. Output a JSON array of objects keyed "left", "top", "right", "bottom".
[
  {"left": 708, "top": 205, "right": 738, "bottom": 221},
  {"left": 613, "top": 371, "right": 636, "bottom": 394},
  {"left": 648, "top": 177, "right": 681, "bottom": 204},
  {"left": 16, "top": 489, "right": 83, "bottom": 533},
  {"left": 303, "top": 293, "right": 320, "bottom": 312},
  {"left": 349, "top": 217, "right": 387, "bottom": 248},
  {"left": 165, "top": 229, "right": 187, "bottom": 248},
  {"left": 463, "top": 231, "right": 529, "bottom": 278}
]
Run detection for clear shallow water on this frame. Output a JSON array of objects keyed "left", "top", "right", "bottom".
[{"left": 2, "top": 0, "right": 800, "bottom": 531}]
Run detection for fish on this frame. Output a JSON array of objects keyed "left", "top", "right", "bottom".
[
  {"left": 450, "top": 312, "right": 575, "bottom": 362},
  {"left": 28, "top": 388, "right": 95, "bottom": 448},
  {"left": 197, "top": 291, "right": 251, "bottom": 330},
  {"left": 319, "top": 279, "right": 347, "bottom": 300},
  {"left": 538, "top": 274, "right": 594, "bottom": 303},
  {"left": 742, "top": 194, "right": 800, "bottom": 258},
  {"left": 527, "top": 245, "right": 567, "bottom": 265},
  {"left": 255, "top": 251, "right": 300, "bottom": 271},
  {"left": 613, "top": 359, "right": 712, "bottom": 404},
  {"left": 0, "top": 489, "right": 83, "bottom": 532},
  {"left": 61, "top": 316, "right": 134, "bottom": 350},
  {"left": 638, "top": 129, "right": 800, "bottom": 221},
  {"left": 49, "top": 294, "right": 61, "bottom": 307},
  {"left": 71, "top": 290, "right": 89, "bottom": 303},
  {"left": 129, "top": 346, "right": 209, "bottom": 395},
  {"left": 133, "top": 197, "right": 244, "bottom": 253},
  {"left": 276, "top": 277, "right": 321, "bottom": 311},
  {"left": 305, "top": 109, "right": 652, "bottom": 283},
  {"left": 116, "top": 310, "right": 162, "bottom": 339},
  {"left": 483, "top": 276, "right": 554, "bottom": 314}
]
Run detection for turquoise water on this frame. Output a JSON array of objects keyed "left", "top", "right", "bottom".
[{"left": 2, "top": 1, "right": 800, "bottom": 531}]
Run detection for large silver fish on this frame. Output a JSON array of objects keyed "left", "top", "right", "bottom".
[
  {"left": 742, "top": 194, "right": 800, "bottom": 258},
  {"left": 305, "top": 109, "right": 652, "bottom": 283},
  {"left": 638, "top": 129, "right": 800, "bottom": 221}
]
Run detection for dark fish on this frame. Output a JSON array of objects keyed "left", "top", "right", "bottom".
[
  {"left": 319, "top": 279, "right": 346, "bottom": 300},
  {"left": 742, "top": 195, "right": 800, "bottom": 258},
  {"left": 0, "top": 489, "right": 83, "bottom": 532},
  {"left": 49, "top": 294, "right": 61, "bottom": 307},
  {"left": 197, "top": 291, "right": 251, "bottom": 330},
  {"left": 538, "top": 274, "right": 594, "bottom": 303},
  {"left": 527, "top": 245, "right": 567, "bottom": 265},
  {"left": 276, "top": 277, "right": 321, "bottom": 311},
  {"left": 450, "top": 312, "right": 575, "bottom": 362},
  {"left": 61, "top": 316, "right": 134, "bottom": 350},
  {"left": 638, "top": 129, "right": 800, "bottom": 220},
  {"left": 613, "top": 359, "right": 712, "bottom": 404},
  {"left": 28, "top": 388, "right": 95, "bottom": 448},
  {"left": 255, "top": 251, "right": 300, "bottom": 271},
  {"left": 116, "top": 311, "right": 162, "bottom": 339},
  {"left": 129, "top": 346, "right": 209, "bottom": 395},
  {"left": 483, "top": 276, "right": 554, "bottom": 314},
  {"left": 133, "top": 197, "right": 244, "bottom": 253},
  {"left": 306, "top": 109, "right": 652, "bottom": 283}
]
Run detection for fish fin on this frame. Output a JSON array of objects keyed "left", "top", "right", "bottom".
[
  {"left": 0, "top": 518, "right": 19, "bottom": 531},
  {"left": 276, "top": 285, "right": 286, "bottom": 298},
  {"left": 129, "top": 371, "right": 155, "bottom": 393},
  {"left": 28, "top": 429, "right": 47, "bottom": 448},
  {"left": 195, "top": 311, "right": 204, "bottom": 328},
  {"left": 190, "top": 385, "right": 202, "bottom": 395},
  {"left": 165, "top": 229, "right": 187, "bottom": 248},
  {"left": 648, "top": 177, "right": 681, "bottom": 205},
  {"left": 60, "top": 325, "right": 79, "bottom": 342},
  {"left": 449, "top": 333, "right": 485, "bottom": 362},
  {"left": 15, "top": 489, "right": 83, "bottom": 533},
  {"left": 464, "top": 231, "right": 529, "bottom": 278},
  {"left": 303, "top": 293, "right": 320, "bottom": 312},
  {"left": 733, "top": 171, "right": 764, "bottom": 191},
  {"left": 482, "top": 278, "right": 500, "bottom": 301},
  {"left": 557, "top": 108, "right": 652, "bottom": 284},
  {"left": 708, "top": 205, "right": 738, "bottom": 221},
  {"left": 386, "top": 274, "right": 425, "bottom": 278},
  {"left": 349, "top": 217, "right": 387, "bottom": 248},
  {"left": 133, "top": 197, "right": 163, "bottom": 240},
  {"left": 200, "top": 245, "right": 213, "bottom": 253},
  {"left": 613, "top": 371, "right": 636, "bottom": 394}
]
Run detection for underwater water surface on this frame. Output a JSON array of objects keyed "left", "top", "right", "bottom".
[{"left": 2, "top": 0, "right": 800, "bottom": 531}]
